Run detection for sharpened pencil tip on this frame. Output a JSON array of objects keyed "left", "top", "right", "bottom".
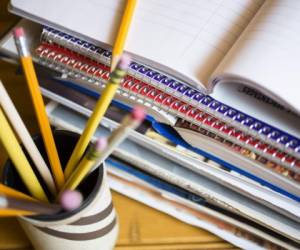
[
  {"left": 131, "top": 106, "right": 146, "bottom": 122},
  {"left": 95, "top": 137, "right": 107, "bottom": 151},
  {"left": 117, "top": 54, "right": 131, "bottom": 70},
  {"left": 60, "top": 190, "right": 83, "bottom": 211},
  {"left": 13, "top": 27, "right": 25, "bottom": 38}
]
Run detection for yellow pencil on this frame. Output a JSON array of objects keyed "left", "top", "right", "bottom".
[
  {"left": 60, "top": 138, "right": 107, "bottom": 193},
  {"left": 13, "top": 28, "right": 65, "bottom": 190},
  {"left": 0, "top": 80, "right": 56, "bottom": 195},
  {"left": 64, "top": 55, "right": 131, "bottom": 178},
  {"left": 111, "top": 0, "right": 137, "bottom": 71},
  {"left": 0, "top": 209, "right": 34, "bottom": 217},
  {"left": 62, "top": 106, "right": 145, "bottom": 193},
  {"left": 0, "top": 109, "right": 48, "bottom": 202},
  {"left": 0, "top": 183, "right": 36, "bottom": 201}
]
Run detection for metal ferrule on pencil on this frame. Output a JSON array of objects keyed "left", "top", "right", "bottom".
[
  {"left": 14, "top": 36, "right": 30, "bottom": 57},
  {"left": 86, "top": 149, "right": 102, "bottom": 161},
  {"left": 109, "top": 68, "right": 126, "bottom": 84}
]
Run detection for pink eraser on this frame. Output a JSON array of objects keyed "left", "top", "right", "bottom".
[
  {"left": 131, "top": 106, "right": 146, "bottom": 122},
  {"left": 95, "top": 137, "right": 107, "bottom": 151},
  {"left": 13, "top": 27, "right": 25, "bottom": 38},
  {"left": 60, "top": 190, "right": 83, "bottom": 211},
  {"left": 118, "top": 54, "right": 131, "bottom": 70}
]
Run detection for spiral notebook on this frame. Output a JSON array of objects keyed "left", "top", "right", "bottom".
[
  {"left": 34, "top": 40, "right": 300, "bottom": 164},
  {"left": 37, "top": 72, "right": 300, "bottom": 197},
  {"left": 38, "top": 26, "right": 300, "bottom": 151},
  {"left": 33, "top": 40, "right": 300, "bottom": 184},
  {"left": 8, "top": 0, "right": 300, "bottom": 116}
]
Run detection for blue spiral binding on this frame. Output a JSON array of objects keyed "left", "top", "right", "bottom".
[{"left": 41, "top": 26, "right": 300, "bottom": 155}]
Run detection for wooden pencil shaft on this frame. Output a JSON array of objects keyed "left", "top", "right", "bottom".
[
  {"left": 61, "top": 157, "right": 95, "bottom": 192},
  {"left": 111, "top": 0, "right": 136, "bottom": 70},
  {"left": 0, "top": 81, "right": 56, "bottom": 195},
  {"left": 64, "top": 69, "right": 125, "bottom": 178},
  {"left": 0, "top": 183, "right": 36, "bottom": 201},
  {"left": 0, "top": 196, "right": 60, "bottom": 215},
  {"left": 63, "top": 112, "right": 140, "bottom": 192},
  {"left": 108, "top": 115, "right": 137, "bottom": 142},
  {"left": 100, "top": 115, "right": 140, "bottom": 162},
  {"left": 0, "top": 209, "right": 34, "bottom": 217},
  {"left": 60, "top": 139, "right": 105, "bottom": 194},
  {"left": 20, "top": 56, "right": 65, "bottom": 190},
  {"left": 0, "top": 109, "right": 48, "bottom": 202}
]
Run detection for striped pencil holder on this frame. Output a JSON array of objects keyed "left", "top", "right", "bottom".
[{"left": 2, "top": 130, "right": 118, "bottom": 250}]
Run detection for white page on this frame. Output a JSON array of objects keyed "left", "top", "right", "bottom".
[
  {"left": 10, "top": 0, "right": 263, "bottom": 90},
  {"left": 212, "top": 0, "right": 300, "bottom": 114}
]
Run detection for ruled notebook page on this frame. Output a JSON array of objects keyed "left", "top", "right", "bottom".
[
  {"left": 213, "top": 0, "right": 300, "bottom": 114},
  {"left": 10, "top": 0, "right": 263, "bottom": 89}
]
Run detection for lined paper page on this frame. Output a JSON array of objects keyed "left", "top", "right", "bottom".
[
  {"left": 10, "top": 0, "right": 263, "bottom": 89},
  {"left": 213, "top": 0, "right": 300, "bottom": 114}
]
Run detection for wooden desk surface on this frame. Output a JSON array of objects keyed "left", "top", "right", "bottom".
[{"left": 0, "top": 2, "right": 236, "bottom": 249}]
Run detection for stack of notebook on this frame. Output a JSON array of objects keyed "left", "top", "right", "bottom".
[{"left": 1, "top": 0, "right": 300, "bottom": 249}]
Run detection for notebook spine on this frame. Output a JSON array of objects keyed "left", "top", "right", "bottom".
[
  {"left": 34, "top": 43, "right": 300, "bottom": 173},
  {"left": 41, "top": 26, "right": 300, "bottom": 157}
]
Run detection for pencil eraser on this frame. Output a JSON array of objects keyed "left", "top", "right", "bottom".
[
  {"left": 131, "top": 106, "right": 146, "bottom": 122},
  {"left": 13, "top": 27, "right": 25, "bottom": 38},
  {"left": 60, "top": 190, "right": 83, "bottom": 211},
  {"left": 95, "top": 137, "right": 107, "bottom": 151},
  {"left": 118, "top": 54, "right": 131, "bottom": 70}
]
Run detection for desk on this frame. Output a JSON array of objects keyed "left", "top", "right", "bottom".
[{"left": 0, "top": 2, "right": 236, "bottom": 249}]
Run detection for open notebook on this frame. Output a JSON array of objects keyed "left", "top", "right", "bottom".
[{"left": 9, "top": 0, "right": 300, "bottom": 115}]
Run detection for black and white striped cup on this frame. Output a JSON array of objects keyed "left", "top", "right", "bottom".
[{"left": 2, "top": 130, "right": 118, "bottom": 250}]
